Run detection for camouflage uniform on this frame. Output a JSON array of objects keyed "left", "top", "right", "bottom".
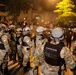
[
  {"left": 22, "top": 27, "right": 32, "bottom": 75},
  {"left": 34, "top": 40, "right": 76, "bottom": 75},
  {"left": 34, "top": 26, "right": 48, "bottom": 75},
  {"left": 34, "top": 27, "right": 76, "bottom": 75},
  {"left": 0, "top": 24, "right": 11, "bottom": 75},
  {"left": 9, "top": 25, "right": 17, "bottom": 62},
  {"left": 72, "top": 41, "right": 76, "bottom": 62},
  {"left": 16, "top": 28, "right": 23, "bottom": 65}
]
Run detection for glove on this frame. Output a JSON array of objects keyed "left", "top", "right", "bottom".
[{"left": 71, "top": 66, "right": 76, "bottom": 75}]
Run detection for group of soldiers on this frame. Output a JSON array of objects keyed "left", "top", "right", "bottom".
[{"left": 0, "top": 22, "right": 76, "bottom": 75}]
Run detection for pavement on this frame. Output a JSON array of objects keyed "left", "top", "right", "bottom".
[
  {"left": 8, "top": 60, "right": 24, "bottom": 75},
  {"left": 8, "top": 60, "right": 74, "bottom": 75}
]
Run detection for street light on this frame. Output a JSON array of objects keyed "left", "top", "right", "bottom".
[
  {"left": 41, "top": 20, "right": 44, "bottom": 22},
  {"left": 47, "top": 0, "right": 60, "bottom": 4}
]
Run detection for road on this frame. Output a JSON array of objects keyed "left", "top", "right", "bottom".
[
  {"left": 8, "top": 60, "right": 74, "bottom": 75},
  {"left": 8, "top": 60, "right": 24, "bottom": 75}
]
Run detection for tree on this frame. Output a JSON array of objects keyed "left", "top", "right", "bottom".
[
  {"left": 7, "top": 0, "right": 31, "bottom": 21},
  {"left": 54, "top": 0, "right": 76, "bottom": 26}
]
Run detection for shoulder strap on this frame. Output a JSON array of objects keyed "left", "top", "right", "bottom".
[
  {"left": 33, "top": 36, "right": 36, "bottom": 48},
  {"left": 58, "top": 42, "right": 66, "bottom": 75},
  {"left": 31, "top": 36, "right": 36, "bottom": 48}
]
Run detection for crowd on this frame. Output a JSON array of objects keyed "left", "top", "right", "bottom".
[{"left": 0, "top": 21, "right": 76, "bottom": 75}]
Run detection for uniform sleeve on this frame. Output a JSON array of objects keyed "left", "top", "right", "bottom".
[
  {"left": 60, "top": 46, "right": 76, "bottom": 69},
  {"left": 34, "top": 43, "right": 45, "bottom": 67},
  {"left": 2, "top": 35, "right": 11, "bottom": 53},
  {"left": 23, "top": 36, "right": 31, "bottom": 47}
]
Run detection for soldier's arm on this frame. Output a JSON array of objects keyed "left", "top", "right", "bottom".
[
  {"left": 34, "top": 43, "right": 45, "bottom": 67},
  {"left": 60, "top": 46, "right": 76, "bottom": 69},
  {"left": 2, "top": 35, "right": 11, "bottom": 54}
]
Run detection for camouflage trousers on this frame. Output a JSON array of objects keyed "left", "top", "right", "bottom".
[
  {"left": 41, "top": 64, "right": 65, "bottom": 75},
  {"left": 0, "top": 62, "right": 8, "bottom": 75}
]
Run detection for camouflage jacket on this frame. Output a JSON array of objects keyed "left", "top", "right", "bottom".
[{"left": 34, "top": 41, "right": 76, "bottom": 75}]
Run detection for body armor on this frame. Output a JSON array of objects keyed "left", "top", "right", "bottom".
[{"left": 44, "top": 42, "right": 65, "bottom": 66}]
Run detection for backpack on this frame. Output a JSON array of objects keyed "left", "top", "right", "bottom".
[{"left": 44, "top": 42, "right": 65, "bottom": 66}]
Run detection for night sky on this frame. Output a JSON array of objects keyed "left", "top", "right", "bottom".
[
  {"left": 0, "top": 0, "right": 76, "bottom": 10},
  {"left": 0, "top": 0, "right": 76, "bottom": 4}
]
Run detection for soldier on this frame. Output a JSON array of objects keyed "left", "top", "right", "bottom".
[
  {"left": 34, "top": 27, "right": 76, "bottom": 75},
  {"left": 72, "top": 41, "right": 76, "bottom": 55},
  {"left": 34, "top": 26, "right": 47, "bottom": 75},
  {"left": 8, "top": 25, "right": 17, "bottom": 63},
  {"left": 65, "top": 28, "right": 73, "bottom": 49},
  {"left": 16, "top": 28, "right": 23, "bottom": 66},
  {"left": 22, "top": 26, "right": 32, "bottom": 75},
  {"left": 0, "top": 24, "right": 11, "bottom": 75}
]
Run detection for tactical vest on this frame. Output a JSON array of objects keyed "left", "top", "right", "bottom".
[
  {"left": 16, "top": 36, "right": 21, "bottom": 45},
  {"left": 40, "top": 34, "right": 45, "bottom": 40},
  {"left": 44, "top": 42, "right": 65, "bottom": 66},
  {"left": 22, "top": 35, "right": 30, "bottom": 50},
  {"left": 0, "top": 35, "right": 5, "bottom": 50},
  {"left": 10, "top": 32, "right": 15, "bottom": 41}
]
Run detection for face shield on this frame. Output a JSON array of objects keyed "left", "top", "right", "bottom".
[
  {"left": 36, "top": 26, "right": 44, "bottom": 34},
  {"left": 23, "top": 27, "right": 30, "bottom": 35},
  {"left": 51, "top": 27, "right": 64, "bottom": 41}
]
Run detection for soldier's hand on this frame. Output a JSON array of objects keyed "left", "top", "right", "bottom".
[{"left": 30, "top": 56, "right": 34, "bottom": 62}]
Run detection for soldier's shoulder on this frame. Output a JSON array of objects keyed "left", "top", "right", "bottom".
[
  {"left": 24, "top": 36, "right": 30, "bottom": 39},
  {"left": 1, "top": 34, "right": 8, "bottom": 39},
  {"left": 61, "top": 46, "right": 70, "bottom": 54},
  {"left": 2, "top": 34, "right": 8, "bottom": 37},
  {"left": 62, "top": 46, "right": 69, "bottom": 51}
]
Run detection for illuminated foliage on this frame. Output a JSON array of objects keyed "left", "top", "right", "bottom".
[{"left": 54, "top": 0, "right": 76, "bottom": 26}]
